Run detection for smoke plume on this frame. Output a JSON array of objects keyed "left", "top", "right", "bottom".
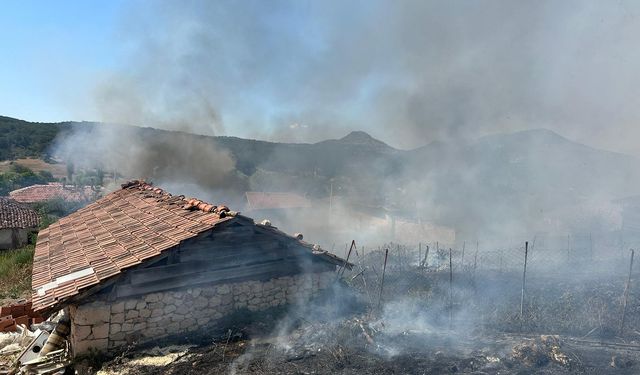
[{"left": 77, "top": 0, "right": 640, "bottom": 157}]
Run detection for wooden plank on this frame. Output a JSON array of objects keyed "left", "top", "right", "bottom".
[
  {"left": 180, "top": 252, "right": 285, "bottom": 265},
  {"left": 179, "top": 243, "right": 273, "bottom": 254},
  {"left": 177, "top": 237, "right": 280, "bottom": 253},
  {"left": 130, "top": 261, "right": 218, "bottom": 285},
  {"left": 117, "top": 262, "right": 284, "bottom": 298},
  {"left": 129, "top": 252, "right": 301, "bottom": 285},
  {"left": 116, "top": 259, "right": 321, "bottom": 298},
  {"left": 181, "top": 251, "right": 295, "bottom": 268},
  {"left": 213, "top": 225, "right": 256, "bottom": 234},
  {"left": 210, "top": 226, "right": 257, "bottom": 241},
  {"left": 179, "top": 246, "right": 289, "bottom": 263}
]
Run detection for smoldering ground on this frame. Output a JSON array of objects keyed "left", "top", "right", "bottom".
[
  {"left": 93, "top": 240, "right": 640, "bottom": 374},
  {"left": 218, "top": 239, "right": 640, "bottom": 373}
]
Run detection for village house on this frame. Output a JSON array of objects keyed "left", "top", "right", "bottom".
[
  {"left": 0, "top": 197, "right": 39, "bottom": 250},
  {"left": 245, "top": 191, "right": 312, "bottom": 213},
  {"left": 9, "top": 183, "right": 98, "bottom": 204},
  {"left": 31, "top": 181, "right": 348, "bottom": 356}
]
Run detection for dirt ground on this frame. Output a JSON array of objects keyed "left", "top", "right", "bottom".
[
  {"left": 67, "top": 249, "right": 640, "bottom": 374},
  {"left": 86, "top": 314, "right": 640, "bottom": 375}
]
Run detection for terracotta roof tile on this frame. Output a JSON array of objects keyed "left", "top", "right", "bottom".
[
  {"left": 9, "top": 183, "right": 99, "bottom": 203},
  {"left": 32, "top": 180, "right": 349, "bottom": 313},
  {"left": 31, "top": 180, "right": 233, "bottom": 311},
  {"left": 0, "top": 198, "right": 39, "bottom": 229}
]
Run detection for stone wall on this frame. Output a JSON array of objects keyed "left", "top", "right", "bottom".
[
  {"left": 0, "top": 228, "right": 31, "bottom": 250},
  {"left": 69, "top": 271, "right": 335, "bottom": 355}
]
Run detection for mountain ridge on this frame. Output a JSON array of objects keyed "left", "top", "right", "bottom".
[
  {"left": 2, "top": 115, "right": 638, "bottom": 237},
  {"left": 0, "top": 114, "right": 632, "bottom": 160}
]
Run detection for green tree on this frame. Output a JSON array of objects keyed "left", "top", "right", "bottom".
[
  {"left": 66, "top": 160, "right": 75, "bottom": 182},
  {"left": 0, "top": 165, "right": 55, "bottom": 195}
]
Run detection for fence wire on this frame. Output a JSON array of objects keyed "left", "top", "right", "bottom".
[{"left": 339, "top": 238, "right": 640, "bottom": 338}]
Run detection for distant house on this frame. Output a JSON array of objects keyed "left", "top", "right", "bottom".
[
  {"left": 244, "top": 192, "right": 314, "bottom": 235},
  {"left": 9, "top": 183, "right": 98, "bottom": 204},
  {"left": 0, "top": 198, "right": 39, "bottom": 250},
  {"left": 31, "top": 181, "right": 348, "bottom": 355},
  {"left": 245, "top": 191, "right": 312, "bottom": 212}
]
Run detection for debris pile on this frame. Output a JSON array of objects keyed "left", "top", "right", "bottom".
[
  {"left": 511, "top": 335, "right": 571, "bottom": 368},
  {"left": 0, "top": 302, "right": 43, "bottom": 333},
  {"left": 0, "top": 304, "right": 71, "bottom": 375}
]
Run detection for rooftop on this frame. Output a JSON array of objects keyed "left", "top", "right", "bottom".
[
  {"left": 9, "top": 183, "right": 99, "bottom": 203},
  {"left": 0, "top": 197, "right": 39, "bottom": 230},
  {"left": 245, "top": 191, "right": 312, "bottom": 210},
  {"left": 31, "top": 180, "right": 345, "bottom": 313}
]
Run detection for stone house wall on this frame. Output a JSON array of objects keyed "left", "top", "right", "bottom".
[
  {"left": 69, "top": 271, "right": 335, "bottom": 355},
  {"left": 0, "top": 228, "right": 32, "bottom": 250}
]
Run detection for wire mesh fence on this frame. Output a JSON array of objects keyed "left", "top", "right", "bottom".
[{"left": 338, "top": 236, "right": 640, "bottom": 338}]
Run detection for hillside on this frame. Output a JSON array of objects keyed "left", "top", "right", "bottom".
[
  {"left": 2, "top": 116, "right": 639, "bottom": 238},
  {"left": 0, "top": 116, "right": 67, "bottom": 160},
  {"left": 405, "top": 129, "right": 640, "bottom": 237}
]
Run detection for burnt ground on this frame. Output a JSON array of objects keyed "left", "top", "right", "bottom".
[
  {"left": 91, "top": 319, "right": 640, "bottom": 375},
  {"left": 81, "top": 252, "right": 640, "bottom": 375}
]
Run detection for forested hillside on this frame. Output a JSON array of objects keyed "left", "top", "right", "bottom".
[
  {"left": 3, "top": 115, "right": 640, "bottom": 238},
  {"left": 0, "top": 116, "right": 69, "bottom": 160}
]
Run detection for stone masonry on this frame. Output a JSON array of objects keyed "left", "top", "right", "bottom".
[{"left": 69, "top": 271, "right": 335, "bottom": 355}]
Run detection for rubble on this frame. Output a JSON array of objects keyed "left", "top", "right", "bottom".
[
  {"left": 511, "top": 335, "right": 571, "bottom": 368},
  {"left": 15, "top": 330, "right": 49, "bottom": 366},
  {"left": 21, "top": 346, "right": 71, "bottom": 375},
  {"left": 0, "top": 302, "right": 44, "bottom": 333},
  {"left": 0, "top": 305, "right": 71, "bottom": 375}
]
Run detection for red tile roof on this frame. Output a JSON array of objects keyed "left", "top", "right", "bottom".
[
  {"left": 31, "top": 181, "right": 346, "bottom": 313},
  {"left": 0, "top": 197, "right": 39, "bottom": 229},
  {"left": 31, "top": 180, "right": 236, "bottom": 312},
  {"left": 246, "top": 192, "right": 312, "bottom": 210},
  {"left": 9, "top": 183, "right": 99, "bottom": 203}
]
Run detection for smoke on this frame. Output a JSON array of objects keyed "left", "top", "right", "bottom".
[
  {"left": 34, "top": 1, "right": 640, "bottom": 368},
  {"left": 51, "top": 0, "right": 640, "bottom": 252},
  {"left": 53, "top": 124, "right": 246, "bottom": 205},
  {"left": 73, "top": 0, "right": 640, "bottom": 156},
  {"left": 50, "top": 0, "right": 640, "bottom": 244}
]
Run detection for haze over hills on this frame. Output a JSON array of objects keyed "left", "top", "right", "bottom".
[{"left": 1, "top": 115, "right": 639, "bottom": 239}]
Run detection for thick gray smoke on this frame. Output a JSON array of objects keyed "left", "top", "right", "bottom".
[
  {"left": 47, "top": 2, "right": 640, "bottom": 366},
  {"left": 83, "top": 0, "right": 640, "bottom": 156},
  {"left": 53, "top": 124, "right": 245, "bottom": 205},
  {"left": 55, "top": 0, "right": 640, "bottom": 245}
]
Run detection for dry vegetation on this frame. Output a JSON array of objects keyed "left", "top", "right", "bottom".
[
  {"left": 0, "top": 158, "right": 67, "bottom": 179},
  {"left": 86, "top": 243, "right": 640, "bottom": 374},
  {"left": 0, "top": 245, "right": 34, "bottom": 303},
  {"left": 3, "top": 239, "right": 639, "bottom": 375}
]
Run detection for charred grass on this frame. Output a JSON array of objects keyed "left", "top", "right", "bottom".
[
  {"left": 94, "top": 270, "right": 640, "bottom": 374},
  {"left": 94, "top": 246, "right": 640, "bottom": 374}
]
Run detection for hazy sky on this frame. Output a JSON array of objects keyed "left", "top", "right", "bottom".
[{"left": 2, "top": 1, "right": 640, "bottom": 155}]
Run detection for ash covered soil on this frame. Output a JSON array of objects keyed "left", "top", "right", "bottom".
[
  {"left": 85, "top": 253, "right": 640, "bottom": 375},
  {"left": 90, "top": 317, "right": 640, "bottom": 375}
]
